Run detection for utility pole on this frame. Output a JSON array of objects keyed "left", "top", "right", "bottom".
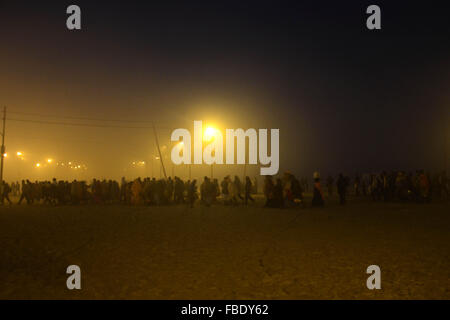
[
  {"left": 151, "top": 157, "right": 154, "bottom": 178},
  {"left": 0, "top": 107, "right": 6, "bottom": 184},
  {"left": 152, "top": 122, "right": 167, "bottom": 179}
]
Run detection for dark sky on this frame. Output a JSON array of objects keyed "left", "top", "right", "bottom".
[{"left": 0, "top": 0, "right": 449, "bottom": 180}]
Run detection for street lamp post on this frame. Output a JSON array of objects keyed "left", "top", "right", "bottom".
[{"left": 203, "top": 126, "right": 217, "bottom": 180}]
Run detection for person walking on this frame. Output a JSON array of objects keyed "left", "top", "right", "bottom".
[
  {"left": 1, "top": 181, "right": 12, "bottom": 205},
  {"left": 245, "top": 176, "right": 255, "bottom": 205},
  {"left": 312, "top": 172, "right": 324, "bottom": 207},
  {"left": 337, "top": 173, "right": 348, "bottom": 205}
]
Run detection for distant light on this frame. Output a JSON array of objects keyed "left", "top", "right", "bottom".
[
  {"left": 155, "top": 156, "right": 160, "bottom": 160},
  {"left": 17, "top": 152, "right": 23, "bottom": 156},
  {"left": 68, "top": 162, "right": 72, "bottom": 165},
  {"left": 3, "top": 153, "right": 6, "bottom": 157},
  {"left": 47, "top": 159, "right": 53, "bottom": 163},
  {"left": 77, "top": 165, "right": 81, "bottom": 168},
  {"left": 36, "top": 163, "right": 41, "bottom": 168}
]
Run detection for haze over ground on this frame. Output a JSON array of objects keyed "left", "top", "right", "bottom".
[{"left": 0, "top": 1, "right": 448, "bottom": 181}]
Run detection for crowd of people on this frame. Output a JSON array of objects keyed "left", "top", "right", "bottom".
[
  {"left": 317, "top": 170, "right": 449, "bottom": 206},
  {"left": 0, "top": 176, "right": 259, "bottom": 208},
  {"left": 0, "top": 170, "right": 448, "bottom": 208}
]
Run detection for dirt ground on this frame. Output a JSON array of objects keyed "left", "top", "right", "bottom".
[{"left": 0, "top": 196, "right": 449, "bottom": 299}]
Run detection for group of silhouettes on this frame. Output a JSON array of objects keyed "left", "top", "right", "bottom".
[
  {"left": 0, "top": 170, "right": 448, "bottom": 207},
  {"left": 0, "top": 176, "right": 257, "bottom": 208},
  {"left": 316, "top": 170, "right": 449, "bottom": 206}
]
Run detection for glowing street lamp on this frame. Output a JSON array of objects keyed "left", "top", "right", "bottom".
[
  {"left": 47, "top": 158, "right": 53, "bottom": 164},
  {"left": 203, "top": 127, "right": 217, "bottom": 141},
  {"left": 36, "top": 163, "right": 41, "bottom": 168},
  {"left": 17, "top": 151, "right": 23, "bottom": 156}
]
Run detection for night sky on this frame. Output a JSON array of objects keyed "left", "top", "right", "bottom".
[{"left": 0, "top": 0, "right": 449, "bottom": 180}]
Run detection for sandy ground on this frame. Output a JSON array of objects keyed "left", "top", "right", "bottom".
[{"left": 0, "top": 195, "right": 449, "bottom": 299}]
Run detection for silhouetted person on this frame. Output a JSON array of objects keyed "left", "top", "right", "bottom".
[
  {"left": 263, "top": 176, "right": 275, "bottom": 207},
  {"left": 274, "top": 178, "right": 284, "bottom": 208},
  {"left": 234, "top": 176, "right": 244, "bottom": 201},
  {"left": 187, "top": 180, "right": 197, "bottom": 208},
  {"left": 221, "top": 176, "right": 229, "bottom": 196},
  {"left": 252, "top": 177, "right": 258, "bottom": 194},
  {"left": 18, "top": 180, "right": 32, "bottom": 205},
  {"left": 354, "top": 173, "right": 361, "bottom": 196},
  {"left": 212, "top": 178, "right": 219, "bottom": 203},
  {"left": 312, "top": 173, "right": 324, "bottom": 207},
  {"left": 1, "top": 182, "right": 12, "bottom": 205},
  {"left": 337, "top": 173, "right": 348, "bottom": 205},
  {"left": 174, "top": 177, "right": 184, "bottom": 204},
  {"left": 245, "top": 176, "right": 255, "bottom": 205}
]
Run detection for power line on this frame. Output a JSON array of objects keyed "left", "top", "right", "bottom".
[
  {"left": 8, "top": 111, "right": 170, "bottom": 124},
  {"left": 8, "top": 118, "right": 173, "bottom": 130}
]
